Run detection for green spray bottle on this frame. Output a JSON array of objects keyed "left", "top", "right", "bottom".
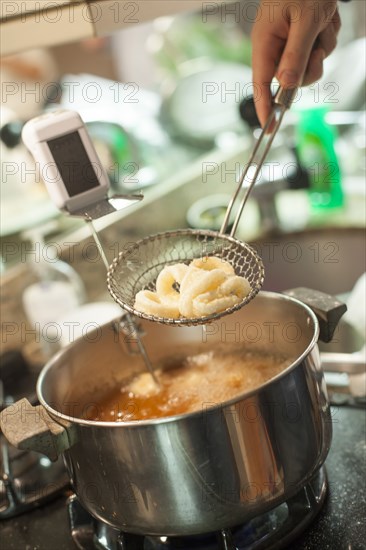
[{"left": 296, "top": 107, "right": 344, "bottom": 209}]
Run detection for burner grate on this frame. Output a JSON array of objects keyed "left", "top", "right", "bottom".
[
  {"left": 68, "top": 467, "right": 327, "bottom": 550},
  {"left": 0, "top": 434, "right": 69, "bottom": 519}
]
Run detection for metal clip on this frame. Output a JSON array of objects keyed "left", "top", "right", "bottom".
[
  {"left": 274, "top": 86, "right": 298, "bottom": 108},
  {"left": 114, "top": 314, "right": 145, "bottom": 355},
  {"left": 113, "top": 314, "right": 159, "bottom": 385}
]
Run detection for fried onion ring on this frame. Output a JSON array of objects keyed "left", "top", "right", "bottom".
[
  {"left": 179, "top": 267, "right": 227, "bottom": 317},
  {"left": 133, "top": 256, "right": 251, "bottom": 320},
  {"left": 192, "top": 293, "right": 240, "bottom": 316},
  {"left": 191, "top": 256, "right": 235, "bottom": 275},
  {"left": 134, "top": 290, "right": 180, "bottom": 318},
  {"left": 192, "top": 275, "right": 251, "bottom": 316},
  {"left": 219, "top": 274, "right": 251, "bottom": 299},
  {"left": 156, "top": 263, "right": 189, "bottom": 306}
]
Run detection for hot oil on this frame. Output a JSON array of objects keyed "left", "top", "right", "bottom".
[{"left": 85, "top": 346, "right": 292, "bottom": 422}]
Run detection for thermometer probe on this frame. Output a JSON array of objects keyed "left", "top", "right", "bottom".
[{"left": 22, "top": 110, "right": 157, "bottom": 383}]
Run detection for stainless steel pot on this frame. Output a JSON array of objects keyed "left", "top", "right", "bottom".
[{"left": 0, "top": 289, "right": 346, "bottom": 536}]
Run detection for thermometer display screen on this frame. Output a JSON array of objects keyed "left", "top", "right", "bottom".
[{"left": 47, "top": 131, "right": 100, "bottom": 196}]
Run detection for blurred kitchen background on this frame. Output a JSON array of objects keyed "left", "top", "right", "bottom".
[{"left": 0, "top": 0, "right": 365, "bottom": 367}]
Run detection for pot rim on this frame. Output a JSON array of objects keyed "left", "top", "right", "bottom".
[{"left": 37, "top": 291, "right": 320, "bottom": 428}]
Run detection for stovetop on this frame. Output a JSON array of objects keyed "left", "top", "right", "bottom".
[{"left": 1, "top": 406, "right": 365, "bottom": 550}]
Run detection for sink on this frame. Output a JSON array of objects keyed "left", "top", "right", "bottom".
[
  {"left": 250, "top": 227, "right": 365, "bottom": 296},
  {"left": 248, "top": 227, "right": 365, "bottom": 361}
]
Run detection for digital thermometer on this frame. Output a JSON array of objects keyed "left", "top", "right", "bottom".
[
  {"left": 22, "top": 111, "right": 154, "bottom": 377},
  {"left": 22, "top": 110, "right": 110, "bottom": 214}
]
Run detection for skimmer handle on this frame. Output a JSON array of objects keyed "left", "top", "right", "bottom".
[{"left": 220, "top": 86, "right": 298, "bottom": 237}]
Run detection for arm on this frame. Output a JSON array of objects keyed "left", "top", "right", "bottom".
[{"left": 251, "top": 0, "right": 341, "bottom": 128}]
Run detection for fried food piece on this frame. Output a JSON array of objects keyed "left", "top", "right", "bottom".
[
  {"left": 191, "top": 256, "right": 235, "bottom": 275},
  {"left": 133, "top": 256, "right": 251, "bottom": 319},
  {"left": 179, "top": 267, "right": 227, "bottom": 317},
  {"left": 134, "top": 290, "right": 180, "bottom": 318},
  {"left": 127, "top": 371, "right": 160, "bottom": 396},
  {"left": 192, "top": 275, "right": 251, "bottom": 316},
  {"left": 156, "top": 264, "right": 189, "bottom": 307}
]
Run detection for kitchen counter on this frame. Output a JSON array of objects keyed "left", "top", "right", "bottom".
[{"left": 1, "top": 406, "right": 365, "bottom": 550}]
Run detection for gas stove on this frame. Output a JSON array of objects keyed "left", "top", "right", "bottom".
[
  {"left": 1, "top": 405, "right": 365, "bottom": 550},
  {"left": 66, "top": 467, "right": 327, "bottom": 550}
]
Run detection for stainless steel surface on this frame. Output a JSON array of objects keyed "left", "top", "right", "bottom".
[
  {"left": 321, "top": 352, "right": 365, "bottom": 374},
  {"left": 66, "top": 467, "right": 328, "bottom": 549},
  {"left": 273, "top": 87, "right": 298, "bottom": 109},
  {"left": 1, "top": 291, "right": 335, "bottom": 536},
  {"left": 218, "top": 529, "right": 235, "bottom": 550},
  {"left": 70, "top": 195, "right": 143, "bottom": 219},
  {"left": 107, "top": 229, "right": 265, "bottom": 326},
  {"left": 0, "top": 438, "right": 69, "bottom": 519}
]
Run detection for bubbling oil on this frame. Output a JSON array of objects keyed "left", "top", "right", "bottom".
[{"left": 85, "top": 346, "right": 292, "bottom": 422}]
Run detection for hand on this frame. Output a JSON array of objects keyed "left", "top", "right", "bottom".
[{"left": 251, "top": 0, "right": 341, "bottom": 128}]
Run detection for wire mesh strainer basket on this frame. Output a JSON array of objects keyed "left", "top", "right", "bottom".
[
  {"left": 107, "top": 229, "right": 264, "bottom": 326},
  {"left": 107, "top": 87, "right": 298, "bottom": 326}
]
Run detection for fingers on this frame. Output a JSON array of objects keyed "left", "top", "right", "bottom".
[
  {"left": 317, "top": 20, "right": 338, "bottom": 57},
  {"left": 332, "top": 8, "right": 341, "bottom": 35},
  {"left": 276, "top": 18, "right": 318, "bottom": 89},
  {"left": 276, "top": 1, "right": 339, "bottom": 88},
  {"left": 251, "top": 0, "right": 340, "bottom": 129},
  {"left": 301, "top": 10, "right": 341, "bottom": 86},
  {"left": 252, "top": 30, "right": 284, "bottom": 128},
  {"left": 302, "top": 48, "right": 325, "bottom": 86}
]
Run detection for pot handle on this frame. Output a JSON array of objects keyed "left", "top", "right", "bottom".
[
  {"left": 283, "top": 287, "right": 347, "bottom": 343},
  {"left": 0, "top": 398, "right": 74, "bottom": 462}
]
